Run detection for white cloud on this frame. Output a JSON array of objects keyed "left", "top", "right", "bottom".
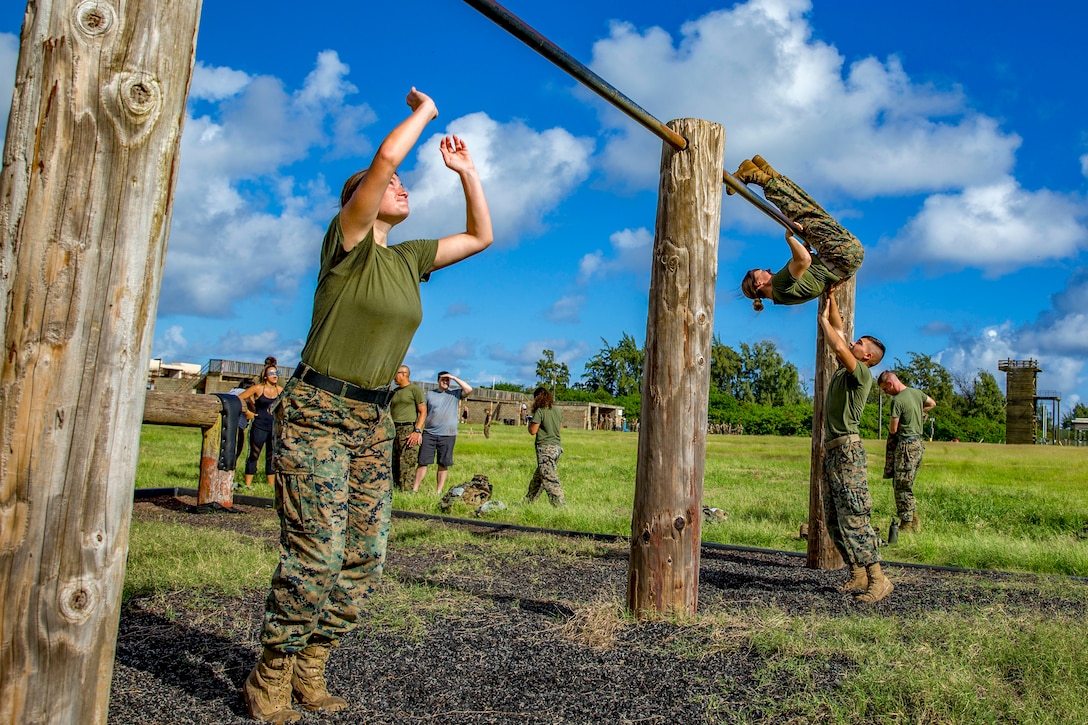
[
  {"left": 586, "top": 0, "right": 1019, "bottom": 198},
  {"left": 1081, "top": 153, "right": 1088, "bottom": 178},
  {"left": 876, "top": 177, "right": 1088, "bottom": 275},
  {"left": 545, "top": 295, "right": 585, "bottom": 324},
  {"left": 163, "top": 53, "right": 365, "bottom": 316},
  {"left": 396, "top": 113, "right": 594, "bottom": 246},
  {"left": 484, "top": 339, "right": 591, "bottom": 382},
  {"left": 577, "top": 227, "right": 653, "bottom": 283},
  {"left": 938, "top": 270, "right": 1088, "bottom": 399},
  {"left": 190, "top": 61, "right": 251, "bottom": 101},
  {"left": 152, "top": 325, "right": 189, "bottom": 362}
]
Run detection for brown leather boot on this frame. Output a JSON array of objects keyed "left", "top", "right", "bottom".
[
  {"left": 855, "top": 563, "right": 894, "bottom": 603},
  {"left": 751, "top": 154, "right": 781, "bottom": 179},
  {"left": 243, "top": 648, "right": 302, "bottom": 723},
  {"left": 293, "top": 643, "right": 348, "bottom": 713},
  {"left": 727, "top": 159, "right": 774, "bottom": 195},
  {"left": 839, "top": 565, "right": 868, "bottom": 592}
]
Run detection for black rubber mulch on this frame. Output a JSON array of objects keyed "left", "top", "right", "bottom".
[{"left": 109, "top": 496, "right": 1086, "bottom": 724}]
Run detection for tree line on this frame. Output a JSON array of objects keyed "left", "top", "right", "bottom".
[{"left": 488, "top": 334, "right": 1015, "bottom": 443}]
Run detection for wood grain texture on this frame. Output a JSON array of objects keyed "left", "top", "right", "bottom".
[
  {"left": 628, "top": 118, "right": 724, "bottom": 618},
  {"left": 0, "top": 2, "right": 201, "bottom": 722}
]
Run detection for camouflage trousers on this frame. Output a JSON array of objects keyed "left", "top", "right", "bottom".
[
  {"left": 392, "top": 422, "right": 418, "bottom": 491},
  {"left": 892, "top": 435, "right": 924, "bottom": 522},
  {"left": 526, "top": 443, "right": 564, "bottom": 506},
  {"left": 822, "top": 440, "right": 881, "bottom": 567},
  {"left": 261, "top": 378, "right": 394, "bottom": 652},
  {"left": 764, "top": 175, "right": 864, "bottom": 279}
]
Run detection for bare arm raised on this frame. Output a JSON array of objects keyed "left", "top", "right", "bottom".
[
  {"left": 819, "top": 290, "right": 856, "bottom": 372},
  {"left": 784, "top": 229, "right": 812, "bottom": 279},
  {"left": 431, "top": 135, "right": 494, "bottom": 271},
  {"left": 340, "top": 87, "right": 438, "bottom": 252}
]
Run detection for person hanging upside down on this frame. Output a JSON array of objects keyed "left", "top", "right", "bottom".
[{"left": 733, "top": 156, "right": 864, "bottom": 311}]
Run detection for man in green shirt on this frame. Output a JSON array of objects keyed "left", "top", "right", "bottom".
[
  {"left": 878, "top": 371, "right": 936, "bottom": 533},
  {"left": 818, "top": 290, "right": 890, "bottom": 603},
  {"left": 390, "top": 365, "right": 426, "bottom": 491}
]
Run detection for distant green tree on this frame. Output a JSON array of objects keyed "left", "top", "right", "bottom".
[
  {"left": 735, "top": 341, "right": 804, "bottom": 406},
  {"left": 1063, "top": 402, "right": 1088, "bottom": 429},
  {"left": 535, "top": 349, "right": 570, "bottom": 391},
  {"left": 892, "top": 352, "right": 956, "bottom": 407},
  {"left": 492, "top": 381, "right": 528, "bottom": 393},
  {"left": 709, "top": 336, "right": 743, "bottom": 396},
  {"left": 580, "top": 333, "right": 644, "bottom": 397}
]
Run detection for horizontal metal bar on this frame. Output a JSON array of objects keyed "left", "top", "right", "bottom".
[{"left": 462, "top": 0, "right": 687, "bottom": 151}]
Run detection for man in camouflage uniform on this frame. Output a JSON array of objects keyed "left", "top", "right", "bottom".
[
  {"left": 818, "top": 290, "right": 892, "bottom": 603},
  {"left": 390, "top": 365, "right": 426, "bottom": 491},
  {"left": 878, "top": 371, "right": 936, "bottom": 533}
]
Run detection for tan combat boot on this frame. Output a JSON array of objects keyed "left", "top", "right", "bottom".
[
  {"left": 751, "top": 154, "right": 782, "bottom": 180},
  {"left": 839, "top": 565, "right": 868, "bottom": 593},
  {"left": 855, "top": 563, "right": 894, "bottom": 603},
  {"left": 727, "top": 159, "right": 774, "bottom": 195},
  {"left": 243, "top": 648, "right": 302, "bottom": 723},
  {"left": 902, "top": 514, "right": 921, "bottom": 533},
  {"left": 293, "top": 643, "right": 348, "bottom": 713}
]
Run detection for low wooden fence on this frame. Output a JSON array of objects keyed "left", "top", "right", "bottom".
[{"left": 143, "top": 392, "right": 235, "bottom": 507}]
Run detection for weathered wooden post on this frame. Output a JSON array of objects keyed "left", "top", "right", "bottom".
[
  {"left": 806, "top": 280, "right": 855, "bottom": 570},
  {"left": 0, "top": 2, "right": 201, "bottom": 723},
  {"left": 627, "top": 118, "right": 724, "bottom": 618}
]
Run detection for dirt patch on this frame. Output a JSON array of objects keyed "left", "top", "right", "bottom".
[{"left": 111, "top": 496, "right": 1087, "bottom": 724}]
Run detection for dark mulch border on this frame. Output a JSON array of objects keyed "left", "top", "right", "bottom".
[{"left": 110, "top": 496, "right": 1087, "bottom": 724}]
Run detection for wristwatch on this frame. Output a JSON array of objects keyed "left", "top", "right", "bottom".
[{"left": 413, "top": 428, "right": 422, "bottom": 434}]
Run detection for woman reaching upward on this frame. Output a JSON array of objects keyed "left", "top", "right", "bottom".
[{"left": 734, "top": 156, "right": 864, "bottom": 310}]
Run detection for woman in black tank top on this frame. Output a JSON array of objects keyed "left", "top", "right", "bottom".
[{"left": 237, "top": 363, "right": 283, "bottom": 489}]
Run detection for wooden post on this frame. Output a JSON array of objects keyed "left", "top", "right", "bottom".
[
  {"left": 0, "top": 3, "right": 201, "bottom": 723},
  {"left": 627, "top": 118, "right": 724, "bottom": 618},
  {"left": 806, "top": 279, "right": 855, "bottom": 570}
]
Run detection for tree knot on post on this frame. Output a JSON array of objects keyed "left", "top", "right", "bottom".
[
  {"left": 673, "top": 516, "right": 685, "bottom": 531},
  {"left": 74, "top": 1, "right": 115, "bottom": 37},
  {"left": 59, "top": 579, "right": 99, "bottom": 624},
  {"left": 105, "top": 71, "right": 163, "bottom": 146}
]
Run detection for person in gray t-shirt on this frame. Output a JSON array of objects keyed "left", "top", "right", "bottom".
[{"left": 414, "top": 371, "right": 472, "bottom": 494}]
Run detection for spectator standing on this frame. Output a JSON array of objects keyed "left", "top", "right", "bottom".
[
  {"left": 525, "top": 387, "right": 565, "bottom": 506},
  {"left": 414, "top": 371, "right": 471, "bottom": 495},
  {"left": 878, "top": 371, "right": 936, "bottom": 533},
  {"left": 390, "top": 365, "right": 426, "bottom": 492},
  {"left": 483, "top": 404, "right": 493, "bottom": 439},
  {"left": 237, "top": 364, "right": 283, "bottom": 489}
]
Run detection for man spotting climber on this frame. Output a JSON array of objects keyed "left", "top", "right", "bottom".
[
  {"left": 818, "top": 287, "right": 892, "bottom": 603},
  {"left": 878, "top": 371, "right": 936, "bottom": 533}
]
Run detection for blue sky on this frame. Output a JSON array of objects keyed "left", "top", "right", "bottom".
[{"left": 2, "top": 1, "right": 1086, "bottom": 403}]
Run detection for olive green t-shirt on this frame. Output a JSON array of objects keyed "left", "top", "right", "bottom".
[
  {"left": 890, "top": 387, "right": 928, "bottom": 438},
  {"left": 824, "top": 361, "right": 873, "bottom": 438},
  {"left": 771, "top": 257, "right": 841, "bottom": 306},
  {"left": 390, "top": 383, "right": 425, "bottom": 425},
  {"left": 299, "top": 215, "right": 439, "bottom": 389},
  {"left": 532, "top": 406, "right": 563, "bottom": 447}
]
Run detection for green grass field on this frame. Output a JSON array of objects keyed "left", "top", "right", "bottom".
[
  {"left": 137, "top": 422, "right": 1088, "bottom": 576},
  {"left": 131, "top": 423, "right": 1088, "bottom": 724}
]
